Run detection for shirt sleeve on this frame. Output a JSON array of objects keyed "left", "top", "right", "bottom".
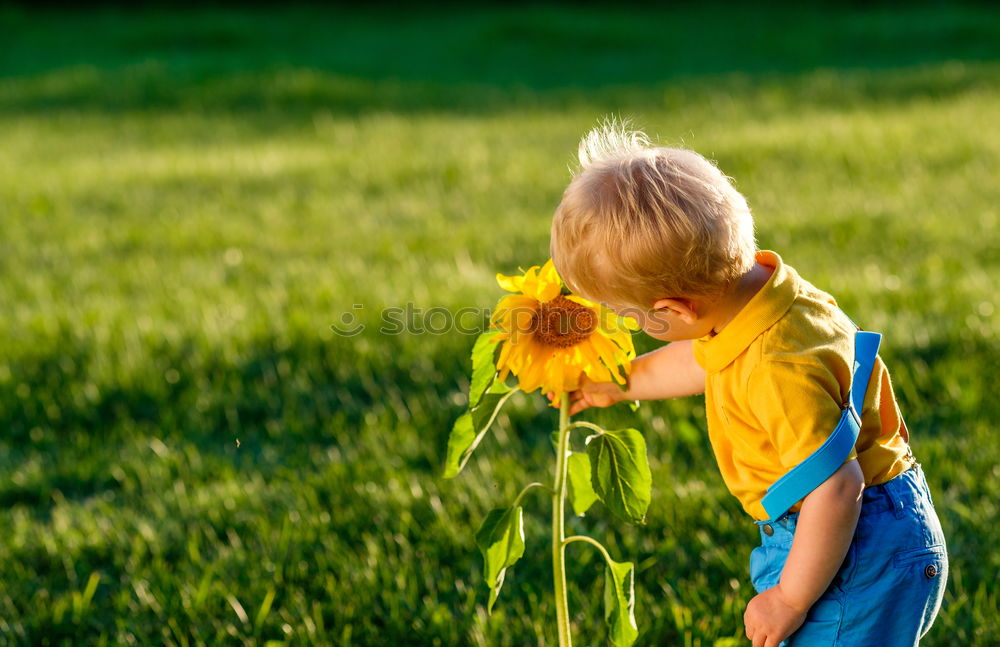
[{"left": 747, "top": 356, "right": 856, "bottom": 470}]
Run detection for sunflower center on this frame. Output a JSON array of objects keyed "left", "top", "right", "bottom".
[{"left": 533, "top": 296, "right": 597, "bottom": 348}]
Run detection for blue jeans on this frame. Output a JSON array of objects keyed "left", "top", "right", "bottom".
[{"left": 749, "top": 465, "right": 947, "bottom": 646}]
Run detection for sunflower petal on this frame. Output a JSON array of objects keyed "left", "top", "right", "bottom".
[
  {"left": 535, "top": 260, "right": 563, "bottom": 302},
  {"left": 620, "top": 315, "right": 641, "bottom": 331},
  {"left": 496, "top": 272, "right": 525, "bottom": 293}
]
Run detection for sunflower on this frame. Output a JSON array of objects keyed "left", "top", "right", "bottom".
[{"left": 490, "top": 259, "right": 636, "bottom": 404}]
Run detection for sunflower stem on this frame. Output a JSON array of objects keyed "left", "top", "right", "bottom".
[
  {"left": 566, "top": 421, "right": 604, "bottom": 436},
  {"left": 511, "top": 481, "right": 548, "bottom": 508},
  {"left": 563, "top": 535, "right": 615, "bottom": 567},
  {"left": 552, "top": 394, "right": 572, "bottom": 647}
]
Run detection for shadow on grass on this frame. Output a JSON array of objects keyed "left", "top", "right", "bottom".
[{"left": 0, "top": 3, "right": 998, "bottom": 116}]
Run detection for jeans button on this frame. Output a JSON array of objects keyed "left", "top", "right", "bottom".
[
  {"left": 762, "top": 524, "right": 774, "bottom": 536},
  {"left": 924, "top": 564, "right": 938, "bottom": 578}
]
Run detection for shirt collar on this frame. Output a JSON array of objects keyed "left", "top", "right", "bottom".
[{"left": 692, "top": 250, "right": 797, "bottom": 373}]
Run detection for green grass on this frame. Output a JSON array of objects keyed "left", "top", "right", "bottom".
[{"left": 0, "top": 3, "right": 998, "bottom": 645}]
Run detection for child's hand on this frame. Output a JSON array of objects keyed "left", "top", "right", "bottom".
[
  {"left": 548, "top": 376, "right": 624, "bottom": 415},
  {"left": 743, "top": 584, "right": 807, "bottom": 647}
]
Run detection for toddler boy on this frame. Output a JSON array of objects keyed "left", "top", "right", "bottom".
[{"left": 550, "top": 124, "right": 947, "bottom": 647}]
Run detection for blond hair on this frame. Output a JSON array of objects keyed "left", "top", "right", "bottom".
[{"left": 550, "top": 121, "right": 756, "bottom": 308}]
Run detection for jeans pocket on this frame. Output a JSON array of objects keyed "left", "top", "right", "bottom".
[
  {"left": 893, "top": 544, "right": 946, "bottom": 569},
  {"left": 749, "top": 544, "right": 785, "bottom": 594},
  {"left": 892, "top": 544, "right": 948, "bottom": 638}
]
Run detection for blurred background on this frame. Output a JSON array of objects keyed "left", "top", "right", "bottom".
[{"left": 1, "top": 2, "right": 997, "bottom": 645}]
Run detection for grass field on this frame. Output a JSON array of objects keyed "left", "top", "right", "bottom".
[{"left": 1, "top": 4, "right": 998, "bottom": 646}]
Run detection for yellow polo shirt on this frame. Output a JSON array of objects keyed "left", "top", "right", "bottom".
[{"left": 692, "top": 250, "right": 915, "bottom": 520}]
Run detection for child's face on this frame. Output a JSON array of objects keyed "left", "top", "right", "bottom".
[{"left": 607, "top": 298, "right": 716, "bottom": 343}]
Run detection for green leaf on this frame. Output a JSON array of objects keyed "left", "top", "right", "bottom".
[
  {"left": 603, "top": 557, "right": 639, "bottom": 647},
  {"left": 469, "top": 330, "right": 502, "bottom": 409},
  {"left": 471, "top": 379, "right": 514, "bottom": 428},
  {"left": 443, "top": 412, "right": 476, "bottom": 479},
  {"left": 567, "top": 452, "right": 598, "bottom": 516},
  {"left": 443, "top": 380, "right": 515, "bottom": 479},
  {"left": 587, "top": 428, "right": 652, "bottom": 524},
  {"left": 475, "top": 506, "right": 526, "bottom": 614}
]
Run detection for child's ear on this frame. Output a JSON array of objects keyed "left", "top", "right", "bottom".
[{"left": 652, "top": 298, "right": 699, "bottom": 325}]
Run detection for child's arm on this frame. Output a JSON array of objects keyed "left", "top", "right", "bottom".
[
  {"left": 565, "top": 340, "right": 705, "bottom": 415},
  {"left": 743, "top": 459, "right": 865, "bottom": 647}
]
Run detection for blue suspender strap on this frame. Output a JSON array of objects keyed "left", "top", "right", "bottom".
[{"left": 759, "top": 330, "right": 882, "bottom": 522}]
